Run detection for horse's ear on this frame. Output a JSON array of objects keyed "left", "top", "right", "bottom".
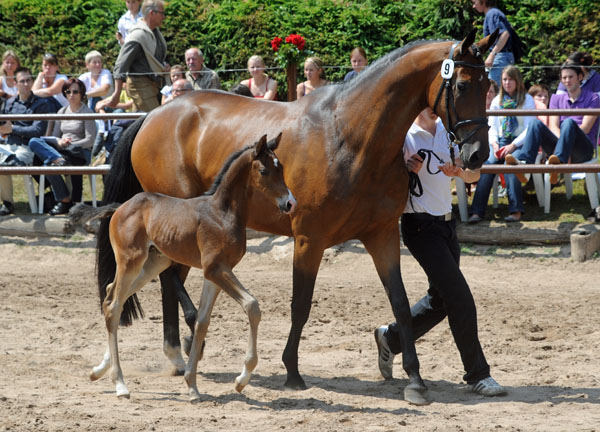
[
  {"left": 476, "top": 28, "right": 499, "bottom": 54},
  {"left": 254, "top": 134, "right": 268, "bottom": 158},
  {"left": 458, "top": 29, "right": 477, "bottom": 55},
  {"left": 268, "top": 132, "right": 283, "bottom": 151}
]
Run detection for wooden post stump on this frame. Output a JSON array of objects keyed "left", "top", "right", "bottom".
[{"left": 286, "top": 62, "right": 297, "bottom": 101}]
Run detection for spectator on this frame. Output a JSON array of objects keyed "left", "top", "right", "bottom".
[
  {"left": 374, "top": 108, "right": 506, "bottom": 398},
  {"left": 296, "top": 57, "right": 328, "bottom": 98},
  {"left": 116, "top": 0, "right": 143, "bottom": 46},
  {"left": 185, "top": 47, "right": 220, "bottom": 90},
  {"left": 107, "top": 0, "right": 168, "bottom": 113},
  {"left": 28, "top": 78, "right": 96, "bottom": 215},
  {"left": 506, "top": 62, "right": 600, "bottom": 185},
  {"left": 472, "top": 0, "right": 516, "bottom": 87},
  {"left": 528, "top": 83, "right": 550, "bottom": 126},
  {"left": 469, "top": 65, "right": 535, "bottom": 223},
  {"left": 163, "top": 78, "right": 192, "bottom": 103},
  {"left": 0, "top": 50, "right": 20, "bottom": 99},
  {"left": 229, "top": 83, "right": 254, "bottom": 98},
  {"left": 160, "top": 64, "right": 185, "bottom": 104},
  {"left": 344, "top": 47, "right": 368, "bottom": 82},
  {"left": 239, "top": 55, "right": 277, "bottom": 100},
  {"left": 94, "top": 83, "right": 134, "bottom": 161},
  {"left": 0, "top": 67, "right": 50, "bottom": 215},
  {"left": 486, "top": 79, "right": 499, "bottom": 110},
  {"left": 556, "top": 52, "right": 600, "bottom": 97},
  {"left": 78, "top": 50, "right": 113, "bottom": 112},
  {"left": 32, "top": 53, "right": 68, "bottom": 111}
]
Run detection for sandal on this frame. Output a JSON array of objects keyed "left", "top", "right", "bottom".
[
  {"left": 468, "top": 214, "right": 482, "bottom": 223},
  {"left": 504, "top": 213, "right": 521, "bottom": 222}
]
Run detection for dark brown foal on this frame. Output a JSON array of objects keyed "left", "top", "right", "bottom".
[{"left": 89, "top": 134, "right": 296, "bottom": 400}]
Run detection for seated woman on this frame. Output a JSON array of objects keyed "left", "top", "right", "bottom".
[
  {"left": 296, "top": 57, "right": 328, "bottom": 98},
  {"left": 32, "top": 53, "right": 68, "bottom": 111},
  {"left": 469, "top": 66, "right": 535, "bottom": 223},
  {"left": 344, "top": 47, "right": 368, "bottom": 82},
  {"left": 78, "top": 50, "right": 113, "bottom": 112},
  {"left": 29, "top": 78, "right": 97, "bottom": 215},
  {"left": 0, "top": 50, "right": 20, "bottom": 100},
  {"left": 239, "top": 56, "right": 277, "bottom": 100}
]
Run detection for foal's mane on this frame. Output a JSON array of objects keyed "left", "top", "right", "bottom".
[{"left": 204, "top": 144, "right": 254, "bottom": 196}]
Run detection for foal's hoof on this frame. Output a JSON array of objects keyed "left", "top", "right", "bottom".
[
  {"left": 404, "top": 383, "right": 429, "bottom": 406},
  {"left": 182, "top": 336, "right": 193, "bottom": 357},
  {"left": 189, "top": 388, "right": 202, "bottom": 404}
]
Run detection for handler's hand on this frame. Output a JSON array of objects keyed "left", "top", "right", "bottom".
[
  {"left": 406, "top": 153, "right": 423, "bottom": 174},
  {"left": 439, "top": 161, "right": 462, "bottom": 177}
]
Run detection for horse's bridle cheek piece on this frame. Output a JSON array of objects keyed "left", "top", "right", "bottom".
[{"left": 432, "top": 41, "right": 489, "bottom": 165}]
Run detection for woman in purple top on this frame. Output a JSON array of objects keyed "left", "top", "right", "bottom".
[
  {"left": 507, "top": 62, "right": 600, "bottom": 184},
  {"left": 556, "top": 52, "right": 600, "bottom": 96}
]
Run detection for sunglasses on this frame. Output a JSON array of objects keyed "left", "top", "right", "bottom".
[{"left": 65, "top": 89, "right": 80, "bottom": 95}]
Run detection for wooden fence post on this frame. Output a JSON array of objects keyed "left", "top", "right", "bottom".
[{"left": 286, "top": 62, "right": 297, "bottom": 101}]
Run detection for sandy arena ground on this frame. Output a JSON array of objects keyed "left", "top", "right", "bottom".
[{"left": 0, "top": 232, "right": 599, "bottom": 431}]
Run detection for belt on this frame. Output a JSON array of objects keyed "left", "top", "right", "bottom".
[{"left": 405, "top": 212, "right": 453, "bottom": 222}]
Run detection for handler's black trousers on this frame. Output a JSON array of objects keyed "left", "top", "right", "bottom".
[{"left": 386, "top": 213, "right": 491, "bottom": 385}]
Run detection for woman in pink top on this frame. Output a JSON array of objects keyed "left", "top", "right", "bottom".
[{"left": 240, "top": 55, "right": 277, "bottom": 100}]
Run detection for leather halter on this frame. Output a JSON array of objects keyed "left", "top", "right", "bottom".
[{"left": 432, "top": 41, "right": 489, "bottom": 164}]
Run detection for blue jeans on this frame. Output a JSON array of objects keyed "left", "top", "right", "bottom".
[
  {"left": 29, "top": 137, "right": 91, "bottom": 202},
  {"left": 470, "top": 138, "right": 524, "bottom": 216},
  {"left": 513, "top": 119, "right": 594, "bottom": 164},
  {"left": 488, "top": 52, "right": 514, "bottom": 87}
]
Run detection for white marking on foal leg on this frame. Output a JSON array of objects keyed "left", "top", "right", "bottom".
[{"left": 90, "top": 346, "right": 111, "bottom": 381}]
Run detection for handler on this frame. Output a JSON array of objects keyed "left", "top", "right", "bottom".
[{"left": 374, "top": 108, "right": 507, "bottom": 397}]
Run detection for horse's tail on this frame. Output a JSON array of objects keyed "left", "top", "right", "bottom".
[
  {"left": 97, "top": 114, "right": 146, "bottom": 326},
  {"left": 69, "top": 202, "right": 121, "bottom": 225}
]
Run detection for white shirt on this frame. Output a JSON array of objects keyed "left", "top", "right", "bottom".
[
  {"left": 117, "top": 10, "right": 143, "bottom": 43},
  {"left": 78, "top": 69, "right": 113, "bottom": 95},
  {"left": 43, "top": 73, "right": 68, "bottom": 107},
  {"left": 404, "top": 119, "right": 457, "bottom": 216},
  {"left": 488, "top": 93, "right": 536, "bottom": 147}
]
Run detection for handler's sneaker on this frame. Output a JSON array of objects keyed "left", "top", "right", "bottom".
[
  {"left": 374, "top": 326, "right": 394, "bottom": 380},
  {"left": 471, "top": 376, "right": 507, "bottom": 396}
]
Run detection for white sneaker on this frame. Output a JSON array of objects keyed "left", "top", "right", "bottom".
[
  {"left": 471, "top": 376, "right": 507, "bottom": 396},
  {"left": 374, "top": 326, "right": 394, "bottom": 380}
]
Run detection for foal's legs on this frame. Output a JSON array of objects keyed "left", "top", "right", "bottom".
[
  {"left": 362, "top": 224, "right": 428, "bottom": 405},
  {"left": 184, "top": 279, "right": 221, "bottom": 403},
  {"left": 103, "top": 250, "right": 171, "bottom": 398},
  {"left": 185, "top": 267, "right": 261, "bottom": 403},
  {"left": 282, "top": 236, "right": 324, "bottom": 389}
]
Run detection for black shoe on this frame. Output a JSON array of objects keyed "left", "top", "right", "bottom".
[
  {"left": 49, "top": 201, "right": 73, "bottom": 216},
  {"left": 0, "top": 200, "right": 14, "bottom": 216},
  {"left": 0, "top": 154, "right": 26, "bottom": 167}
]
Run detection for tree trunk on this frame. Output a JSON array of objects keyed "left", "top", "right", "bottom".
[{"left": 286, "top": 62, "right": 297, "bottom": 101}]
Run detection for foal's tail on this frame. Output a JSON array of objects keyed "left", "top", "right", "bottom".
[
  {"left": 69, "top": 202, "right": 120, "bottom": 225},
  {"left": 96, "top": 114, "right": 146, "bottom": 326}
]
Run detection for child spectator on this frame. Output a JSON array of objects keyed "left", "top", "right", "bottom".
[
  {"left": 344, "top": 47, "right": 368, "bottom": 82},
  {"left": 116, "top": 0, "right": 143, "bottom": 46},
  {"left": 160, "top": 65, "right": 185, "bottom": 104},
  {"left": 240, "top": 55, "right": 278, "bottom": 100},
  {"left": 79, "top": 50, "right": 113, "bottom": 112},
  {"left": 527, "top": 84, "right": 550, "bottom": 126}
]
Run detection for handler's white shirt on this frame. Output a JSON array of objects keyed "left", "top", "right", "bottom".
[{"left": 404, "top": 119, "right": 457, "bottom": 216}]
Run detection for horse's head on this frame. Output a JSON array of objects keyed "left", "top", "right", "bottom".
[
  {"left": 429, "top": 29, "right": 499, "bottom": 170},
  {"left": 251, "top": 133, "right": 297, "bottom": 214}
]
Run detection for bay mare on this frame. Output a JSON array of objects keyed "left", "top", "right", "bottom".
[{"left": 97, "top": 30, "right": 498, "bottom": 404}]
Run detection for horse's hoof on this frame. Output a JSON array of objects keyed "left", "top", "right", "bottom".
[
  {"left": 284, "top": 375, "right": 307, "bottom": 391},
  {"left": 89, "top": 371, "right": 99, "bottom": 382},
  {"left": 404, "top": 384, "right": 429, "bottom": 406},
  {"left": 172, "top": 366, "right": 185, "bottom": 376},
  {"left": 234, "top": 376, "right": 248, "bottom": 393},
  {"left": 189, "top": 389, "right": 202, "bottom": 404}
]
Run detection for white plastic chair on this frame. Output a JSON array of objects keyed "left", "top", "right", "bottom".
[{"left": 35, "top": 172, "right": 100, "bottom": 214}]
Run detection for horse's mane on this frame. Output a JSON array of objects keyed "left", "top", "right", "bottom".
[
  {"left": 338, "top": 39, "right": 448, "bottom": 96},
  {"left": 204, "top": 144, "right": 254, "bottom": 196}
]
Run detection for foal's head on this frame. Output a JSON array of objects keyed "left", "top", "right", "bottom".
[{"left": 250, "top": 134, "right": 297, "bottom": 214}]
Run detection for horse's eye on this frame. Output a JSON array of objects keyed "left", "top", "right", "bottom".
[
  {"left": 259, "top": 169, "right": 268, "bottom": 176},
  {"left": 457, "top": 81, "right": 468, "bottom": 92}
]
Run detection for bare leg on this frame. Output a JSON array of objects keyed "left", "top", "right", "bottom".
[
  {"left": 362, "top": 223, "right": 428, "bottom": 405},
  {"left": 185, "top": 280, "right": 221, "bottom": 403},
  {"left": 283, "top": 235, "right": 324, "bottom": 389}
]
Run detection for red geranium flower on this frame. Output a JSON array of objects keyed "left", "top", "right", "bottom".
[{"left": 271, "top": 36, "right": 283, "bottom": 52}]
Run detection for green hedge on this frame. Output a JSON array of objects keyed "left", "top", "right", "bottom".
[{"left": 1, "top": 0, "right": 598, "bottom": 98}]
